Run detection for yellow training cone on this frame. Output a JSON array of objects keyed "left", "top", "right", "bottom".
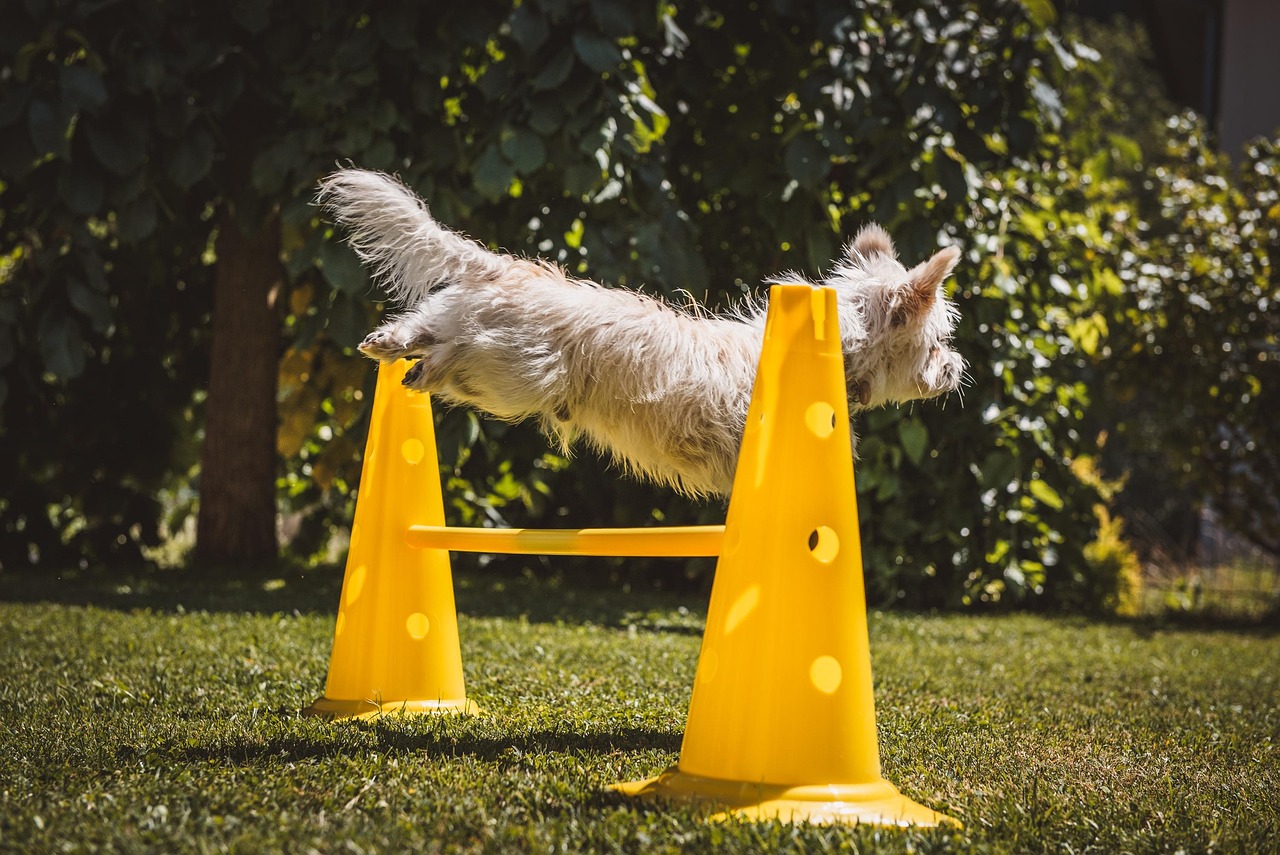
[
  {"left": 614, "top": 285, "right": 956, "bottom": 826},
  {"left": 304, "top": 359, "right": 476, "bottom": 719}
]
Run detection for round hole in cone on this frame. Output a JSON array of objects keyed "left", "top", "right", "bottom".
[
  {"left": 808, "top": 526, "right": 839, "bottom": 563},
  {"left": 401, "top": 438, "right": 426, "bottom": 464},
  {"left": 810, "top": 655, "right": 843, "bottom": 693},
  {"left": 345, "top": 564, "right": 368, "bottom": 605},
  {"left": 805, "top": 401, "right": 836, "bottom": 438},
  {"left": 405, "top": 612, "right": 431, "bottom": 639}
]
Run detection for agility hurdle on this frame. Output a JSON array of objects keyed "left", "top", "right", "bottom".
[
  {"left": 305, "top": 284, "right": 957, "bottom": 828},
  {"left": 405, "top": 525, "right": 723, "bottom": 556}
]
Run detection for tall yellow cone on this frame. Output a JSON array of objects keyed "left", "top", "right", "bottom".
[
  {"left": 614, "top": 285, "right": 956, "bottom": 826},
  {"left": 304, "top": 359, "right": 476, "bottom": 719}
]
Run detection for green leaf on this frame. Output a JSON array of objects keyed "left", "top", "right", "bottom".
[
  {"left": 510, "top": 4, "right": 550, "bottom": 53},
  {"left": 375, "top": 6, "right": 418, "bottom": 50},
  {"left": 108, "top": 169, "right": 147, "bottom": 205},
  {"left": 1028, "top": 478, "right": 1064, "bottom": 511},
  {"left": 231, "top": 0, "right": 271, "bottom": 33},
  {"left": 898, "top": 417, "right": 929, "bottom": 466},
  {"left": 1107, "top": 133, "right": 1142, "bottom": 168},
  {"left": 590, "top": 0, "right": 634, "bottom": 37},
  {"left": 0, "top": 324, "right": 14, "bottom": 369},
  {"left": 527, "top": 95, "right": 564, "bottom": 135},
  {"left": 167, "top": 131, "right": 215, "bottom": 188},
  {"left": 82, "top": 255, "right": 109, "bottom": 294},
  {"left": 85, "top": 118, "right": 148, "bottom": 175},
  {"left": 564, "top": 163, "right": 602, "bottom": 197},
  {"left": 117, "top": 195, "right": 157, "bottom": 243},
  {"left": 67, "top": 278, "right": 113, "bottom": 332},
  {"left": 436, "top": 409, "right": 482, "bottom": 470},
  {"left": 0, "top": 88, "right": 30, "bottom": 128},
  {"left": 531, "top": 48, "right": 575, "bottom": 91},
  {"left": 320, "top": 242, "right": 370, "bottom": 296},
  {"left": 874, "top": 471, "right": 900, "bottom": 501},
  {"left": 472, "top": 144, "right": 514, "bottom": 202},
  {"left": 1016, "top": 209, "right": 1047, "bottom": 242},
  {"left": 363, "top": 137, "right": 396, "bottom": 172},
  {"left": 476, "top": 62, "right": 516, "bottom": 102},
  {"left": 572, "top": 33, "right": 621, "bottom": 73},
  {"left": 1066, "top": 313, "right": 1106, "bottom": 357},
  {"left": 783, "top": 134, "right": 829, "bottom": 188},
  {"left": 38, "top": 313, "right": 85, "bottom": 379},
  {"left": 1017, "top": 0, "right": 1057, "bottom": 27},
  {"left": 500, "top": 128, "right": 547, "bottom": 174},
  {"left": 57, "top": 166, "right": 104, "bottom": 215},
  {"left": 250, "top": 140, "right": 301, "bottom": 195},
  {"left": 326, "top": 292, "right": 368, "bottom": 349},
  {"left": 28, "top": 98, "right": 71, "bottom": 157},
  {"left": 978, "top": 450, "right": 1017, "bottom": 489},
  {"left": 60, "top": 66, "right": 109, "bottom": 113},
  {"left": 806, "top": 229, "right": 835, "bottom": 279},
  {"left": 935, "top": 152, "right": 967, "bottom": 200}
]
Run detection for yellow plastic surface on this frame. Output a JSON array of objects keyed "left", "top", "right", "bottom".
[
  {"left": 304, "top": 359, "right": 476, "bottom": 720},
  {"left": 612, "top": 770, "right": 951, "bottom": 827},
  {"left": 612, "top": 285, "right": 958, "bottom": 827},
  {"left": 406, "top": 525, "right": 724, "bottom": 556}
]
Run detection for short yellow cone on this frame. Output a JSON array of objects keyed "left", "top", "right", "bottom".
[
  {"left": 304, "top": 359, "right": 476, "bottom": 719},
  {"left": 614, "top": 285, "right": 957, "bottom": 826}
]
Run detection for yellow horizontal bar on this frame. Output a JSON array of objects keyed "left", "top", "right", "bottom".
[{"left": 405, "top": 525, "right": 725, "bottom": 557}]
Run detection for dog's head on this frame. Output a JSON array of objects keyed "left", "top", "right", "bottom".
[{"left": 824, "top": 224, "right": 965, "bottom": 408}]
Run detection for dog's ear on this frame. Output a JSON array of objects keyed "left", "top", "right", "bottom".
[
  {"left": 892, "top": 246, "right": 960, "bottom": 325},
  {"left": 912, "top": 245, "right": 960, "bottom": 293},
  {"left": 850, "top": 223, "right": 895, "bottom": 260}
]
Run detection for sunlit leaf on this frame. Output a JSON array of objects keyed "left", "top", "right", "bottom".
[{"left": 1028, "top": 478, "right": 1064, "bottom": 511}]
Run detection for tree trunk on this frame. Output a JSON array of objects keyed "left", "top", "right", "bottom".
[{"left": 195, "top": 208, "right": 281, "bottom": 569}]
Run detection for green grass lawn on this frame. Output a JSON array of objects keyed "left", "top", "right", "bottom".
[{"left": 2, "top": 570, "right": 1277, "bottom": 853}]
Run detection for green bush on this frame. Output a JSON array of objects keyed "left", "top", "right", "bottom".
[{"left": 3, "top": 1, "right": 1274, "bottom": 610}]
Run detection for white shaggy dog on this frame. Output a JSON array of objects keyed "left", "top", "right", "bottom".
[{"left": 319, "top": 169, "right": 964, "bottom": 498}]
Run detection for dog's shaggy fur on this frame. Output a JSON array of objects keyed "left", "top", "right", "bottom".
[{"left": 319, "top": 169, "right": 964, "bottom": 498}]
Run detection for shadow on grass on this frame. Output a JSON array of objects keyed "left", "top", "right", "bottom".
[
  {"left": 127, "top": 723, "right": 683, "bottom": 767},
  {"left": 0, "top": 565, "right": 347, "bottom": 616},
  {"left": 5, "top": 564, "right": 1273, "bottom": 635},
  {"left": 1034, "top": 606, "right": 1280, "bottom": 638},
  {"left": 0, "top": 563, "right": 711, "bottom": 631}
]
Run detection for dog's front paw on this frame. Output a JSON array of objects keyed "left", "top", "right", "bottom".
[
  {"left": 358, "top": 329, "right": 408, "bottom": 361},
  {"left": 402, "top": 358, "right": 432, "bottom": 389}
]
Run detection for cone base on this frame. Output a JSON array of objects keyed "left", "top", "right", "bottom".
[
  {"left": 302, "top": 695, "right": 479, "bottom": 720},
  {"left": 612, "top": 766, "right": 959, "bottom": 828}
]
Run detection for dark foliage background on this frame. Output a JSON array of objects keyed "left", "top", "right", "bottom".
[{"left": 2, "top": 0, "right": 1275, "bottom": 611}]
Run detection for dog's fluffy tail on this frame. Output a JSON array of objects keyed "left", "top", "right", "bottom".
[{"left": 317, "top": 169, "right": 509, "bottom": 303}]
